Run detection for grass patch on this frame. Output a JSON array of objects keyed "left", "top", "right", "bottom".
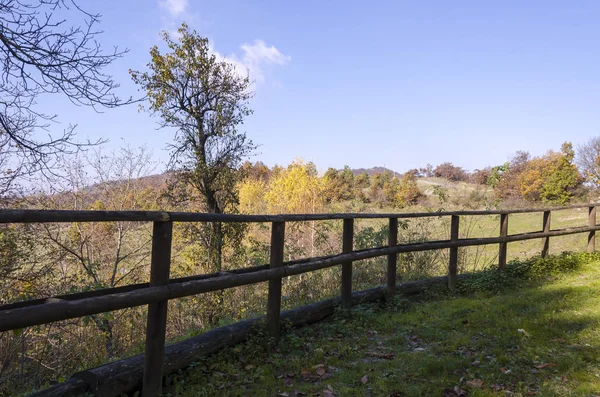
[{"left": 163, "top": 253, "right": 600, "bottom": 396}]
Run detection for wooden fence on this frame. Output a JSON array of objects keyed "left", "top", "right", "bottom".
[{"left": 1, "top": 204, "right": 599, "bottom": 396}]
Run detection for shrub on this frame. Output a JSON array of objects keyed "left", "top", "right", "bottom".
[{"left": 457, "top": 252, "right": 599, "bottom": 294}]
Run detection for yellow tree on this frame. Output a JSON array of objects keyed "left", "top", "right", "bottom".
[
  {"left": 517, "top": 156, "right": 550, "bottom": 201},
  {"left": 265, "top": 160, "right": 324, "bottom": 214},
  {"left": 265, "top": 160, "right": 324, "bottom": 257},
  {"left": 238, "top": 178, "right": 267, "bottom": 214},
  {"left": 517, "top": 143, "right": 582, "bottom": 203},
  {"left": 397, "top": 171, "right": 422, "bottom": 207}
]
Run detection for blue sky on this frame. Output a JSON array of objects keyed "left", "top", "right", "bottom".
[{"left": 36, "top": 0, "right": 600, "bottom": 173}]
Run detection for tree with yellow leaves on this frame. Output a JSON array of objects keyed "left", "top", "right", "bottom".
[
  {"left": 265, "top": 160, "right": 324, "bottom": 214},
  {"left": 517, "top": 142, "right": 582, "bottom": 204},
  {"left": 265, "top": 160, "right": 324, "bottom": 257}
]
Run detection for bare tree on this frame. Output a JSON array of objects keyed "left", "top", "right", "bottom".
[
  {"left": 37, "top": 146, "right": 158, "bottom": 357},
  {"left": 577, "top": 137, "right": 600, "bottom": 189},
  {"left": 0, "top": 0, "right": 132, "bottom": 195}
]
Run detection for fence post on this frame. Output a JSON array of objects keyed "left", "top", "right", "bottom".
[
  {"left": 142, "top": 220, "right": 173, "bottom": 397},
  {"left": 341, "top": 218, "right": 354, "bottom": 308},
  {"left": 499, "top": 213, "right": 508, "bottom": 269},
  {"left": 542, "top": 210, "right": 551, "bottom": 258},
  {"left": 387, "top": 218, "right": 398, "bottom": 297},
  {"left": 589, "top": 206, "right": 596, "bottom": 253},
  {"left": 448, "top": 215, "right": 460, "bottom": 291},
  {"left": 266, "top": 221, "right": 285, "bottom": 341}
]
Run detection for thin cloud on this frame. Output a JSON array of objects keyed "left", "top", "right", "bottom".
[
  {"left": 212, "top": 40, "right": 291, "bottom": 84},
  {"left": 158, "top": 0, "right": 188, "bottom": 17}
]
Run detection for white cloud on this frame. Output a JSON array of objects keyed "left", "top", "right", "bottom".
[
  {"left": 212, "top": 40, "right": 290, "bottom": 84},
  {"left": 158, "top": 0, "right": 188, "bottom": 17},
  {"left": 241, "top": 40, "right": 291, "bottom": 70}
]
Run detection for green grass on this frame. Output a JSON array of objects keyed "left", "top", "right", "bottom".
[
  {"left": 163, "top": 253, "right": 600, "bottom": 396},
  {"left": 352, "top": 203, "right": 591, "bottom": 278}
]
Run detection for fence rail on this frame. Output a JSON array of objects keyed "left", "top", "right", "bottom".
[{"left": 1, "top": 204, "right": 598, "bottom": 397}]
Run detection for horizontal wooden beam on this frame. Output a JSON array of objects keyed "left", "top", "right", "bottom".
[
  {"left": 0, "top": 263, "right": 270, "bottom": 311},
  {"left": 4, "top": 224, "right": 600, "bottom": 332},
  {"left": 0, "top": 203, "right": 597, "bottom": 224}
]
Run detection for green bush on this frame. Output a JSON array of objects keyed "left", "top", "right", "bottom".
[{"left": 457, "top": 252, "right": 600, "bottom": 294}]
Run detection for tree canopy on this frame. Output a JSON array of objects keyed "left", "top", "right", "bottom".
[{"left": 130, "top": 23, "right": 255, "bottom": 274}]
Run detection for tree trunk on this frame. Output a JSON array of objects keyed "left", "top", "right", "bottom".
[{"left": 206, "top": 188, "right": 225, "bottom": 326}]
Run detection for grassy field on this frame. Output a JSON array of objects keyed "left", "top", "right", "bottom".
[
  {"left": 163, "top": 254, "right": 600, "bottom": 396},
  {"left": 349, "top": 206, "right": 591, "bottom": 280}
]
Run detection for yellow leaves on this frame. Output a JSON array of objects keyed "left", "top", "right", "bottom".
[
  {"left": 517, "top": 156, "right": 549, "bottom": 201},
  {"left": 514, "top": 146, "right": 582, "bottom": 203},
  {"left": 397, "top": 172, "right": 421, "bottom": 207},
  {"left": 89, "top": 199, "right": 106, "bottom": 211},
  {"left": 238, "top": 179, "right": 267, "bottom": 214},
  {"left": 265, "top": 159, "right": 324, "bottom": 214},
  {"left": 237, "top": 160, "right": 325, "bottom": 215}
]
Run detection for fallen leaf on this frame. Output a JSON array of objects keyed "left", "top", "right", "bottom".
[
  {"left": 361, "top": 375, "right": 369, "bottom": 384},
  {"left": 517, "top": 328, "right": 530, "bottom": 337},
  {"left": 466, "top": 378, "right": 483, "bottom": 388},
  {"left": 471, "top": 360, "right": 480, "bottom": 366},
  {"left": 534, "top": 363, "right": 556, "bottom": 369},
  {"left": 454, "top": 386, "right": 467, "bottom": 396},
  {"left": 316, "top": 367, "right": 326, "bottom": 377},
  {"left": 300, "top": 369, "right": 311, "bottom": 380},
  {"left": 366, "top": 351, "right": 396, "bottom": 359}
]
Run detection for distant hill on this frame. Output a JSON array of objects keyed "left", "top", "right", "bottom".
[{"left": 350, "top": 167, "right": 400, "bottom": 176}]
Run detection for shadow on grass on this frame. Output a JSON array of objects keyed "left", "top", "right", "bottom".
[{"left": 165, "top": 261, "right": 600, "bottom": 397}]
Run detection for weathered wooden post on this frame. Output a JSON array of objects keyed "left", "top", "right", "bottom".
[
  {"left": 387, "top": 218, "right": 398, "bottom": 297},
  {"left": 142, "top": 220, "right": 173, "bottom": 397},
  {"left": 589, "top": 206, "right": 596, "bottom": 253},
  {"left": 341, "top": 218, "right": 354, "bottom": 308},
  {"left": 542, "top": 210, "right": 551, "bottom": 258},
  {"left": 448, "top": 215, "right": 460, "bottom": 291},
  {"left": 266, "top": 221, "right": 285, "bottom": 341},
  {"left": 499, "top": 213, "right": 508, "bottom": 269}
]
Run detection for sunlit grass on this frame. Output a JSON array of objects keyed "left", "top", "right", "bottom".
[{"left": 165, "top": 254, "right": 600, "bottom": 396}]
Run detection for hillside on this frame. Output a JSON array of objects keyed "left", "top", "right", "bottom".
[{"left": 350, "top": 166, "right": 400, "bottom": 176}]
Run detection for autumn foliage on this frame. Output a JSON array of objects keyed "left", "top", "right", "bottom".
[{"left": 493, "top": 142, "right": 583, "bottom": 204}]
